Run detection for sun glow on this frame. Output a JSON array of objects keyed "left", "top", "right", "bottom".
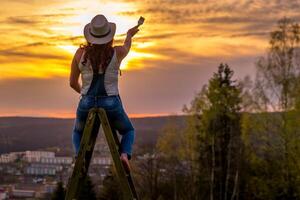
[
  {"left": 49, "top": 1, "right": 154, "bottom": 72},
  {"left": 120, "top": 50, "right": 165, "bottom": 70},
  {"left": 57, "top": 45, "right": 78, "bottom": 54},
  {"left": 51, "top": 1, "right": 139, "bottom": 36}
]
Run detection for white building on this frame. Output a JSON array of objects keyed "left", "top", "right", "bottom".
[
  {"left": 40, "top": 156, "right": 72, "bottom": 165},
  {"left": 92, "top": 157, "right": 111, "bottom": 165},
  {"left": 25, "top": 164, "right": 59, "bottom": 176},
  {"left": 0, "top": 188, "right": 7, "bottom": 200},
  {"left": 23, "top": 151, "right": 55, "bottom": 163},
  {"left": 11, "top": 189, "right": 35, "bottom": 198},
  {"left": 0, "top": 153, "right": 17, "bottom": 163}
]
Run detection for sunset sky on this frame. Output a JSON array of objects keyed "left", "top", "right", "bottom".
[{"left": 0, "top": 0, "right": 299, "bottom": 118}]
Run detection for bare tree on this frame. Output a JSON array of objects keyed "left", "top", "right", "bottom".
[{"left": 252, "top": 17, "right": 300, "bottom": 199}]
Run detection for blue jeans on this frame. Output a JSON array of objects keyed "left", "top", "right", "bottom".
[{"left": 72, "top": 95, "right": 135, "bottom": 159}]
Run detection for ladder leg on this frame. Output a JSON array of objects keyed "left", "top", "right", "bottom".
[
  {"left": 111, "top": 125, "right": 139, "bottom": 199},
  {"left": 65, "top": 108, "right": 100, "bottom": 200},
  {"left": 97, "top": 108, "right": 139, "bottom": 200}
]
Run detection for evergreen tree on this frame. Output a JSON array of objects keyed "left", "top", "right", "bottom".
[{"left": 184, "top": 64, "right": 243, "bottom": 200}]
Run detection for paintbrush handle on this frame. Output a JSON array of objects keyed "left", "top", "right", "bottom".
[{"left": 137, "top": 16, "right": 145, "bottom": 27}]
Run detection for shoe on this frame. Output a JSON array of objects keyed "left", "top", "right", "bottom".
[{"left": 120, "top": 153, "right": 131, "bottom": 173}]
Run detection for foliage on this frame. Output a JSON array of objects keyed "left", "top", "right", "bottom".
[
  {"left": 184, "top": 63, "right": 243, "bottom": 200},
  {"left": 156, "top": 120, "right": 198, "bottom": 200},
  {"left": 242, "top": 17, "right": 300, "bottom": 199},
  {"left": 51, "top": 181, "right": 65, "bottom": 200},
  {"left": 98, "top": 168, "right": 122, "bottom": 200},
  {"left": 134, "top": 151, "right": 166, "bottom": 200},
  {"left": 78, "top": 175, "right": 97, "bottom": 200},
  {"left": 52, "top": 176, "right": 97, "bottom": 200}
]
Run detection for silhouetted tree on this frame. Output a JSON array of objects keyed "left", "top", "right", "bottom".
[
  {"left": 51, "top": 181, "right": 65, "bottom": 200},
  {"left": 78, "top": 175, "right": 97, "bottom": 200},
  {"left": 98, "top": 168, "right": 122, "bottom": 200},
  {"left": 135, "top": 151, "right": 165, "bottom": 200}
]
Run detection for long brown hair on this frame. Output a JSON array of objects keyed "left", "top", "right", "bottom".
[{"left": 80, "top": 39, "right": 114, "bottom": 73}]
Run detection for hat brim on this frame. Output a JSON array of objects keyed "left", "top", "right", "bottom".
[{"left": 84, "top": 22, "right": 116, "bottom": 44}]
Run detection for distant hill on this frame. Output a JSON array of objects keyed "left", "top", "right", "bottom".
[{"left": 0, "top": 115, "right": 186, "bottom": 155}]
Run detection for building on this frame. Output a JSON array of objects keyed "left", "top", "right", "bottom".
[
  {"left": 0, "top": 188, "right": 7, "bottom": 200},
  {"left": 92, "top": 156, "right": 111, "bottom": 165},
  {"left": 11, "top": 189, "right": 35, "bottom": 198},
  {"left": 23, "top": 151, "right": 55, "bottom": 163},
  {"left": 0, "top": 153, "right": 17, "bottom": 163},
  {"left": 25, "top": 166, "right": 56, "bottom": 176},
  {"left": 40, "top": 156, "right": 72, "bottom": 165},
  {"left": 25, "top": 163, "right": 61, "bottom": 176}
]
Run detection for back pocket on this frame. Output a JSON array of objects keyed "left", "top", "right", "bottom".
[{"left": 78, "top": 96, "right": 94, "bottom": 111}]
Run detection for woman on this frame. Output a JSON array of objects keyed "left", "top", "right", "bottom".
[{"left": 69, "top": 14, "right": 139, "bottom": 171}]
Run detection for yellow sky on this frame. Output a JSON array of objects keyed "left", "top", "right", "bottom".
[{"left": 0, "top": 0, "right": 163, "bottom": 80}]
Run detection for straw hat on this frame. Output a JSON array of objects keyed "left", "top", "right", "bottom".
[{"left": 84, "top": 14, "right": 116, "bottom": 44}]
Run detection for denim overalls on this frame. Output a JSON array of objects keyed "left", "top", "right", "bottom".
[{"left": 72, "top": 50, "right": 134, "bottom": 160}]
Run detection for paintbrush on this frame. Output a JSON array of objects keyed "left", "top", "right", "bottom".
[{"left": 137, "top": 16, "right": 145, "bottom": 27}]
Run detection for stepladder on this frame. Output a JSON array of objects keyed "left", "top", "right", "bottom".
[{"left": 65, "top": 107, "right": 139, "bottom": 200}]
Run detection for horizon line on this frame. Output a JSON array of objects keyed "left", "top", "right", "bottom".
[{"left": 0, "top": 113, "right": 183, "bottom": 119}]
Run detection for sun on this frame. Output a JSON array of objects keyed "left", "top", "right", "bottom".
[{"left": 120, "top": 48, "right": 162, "bottom": 70}]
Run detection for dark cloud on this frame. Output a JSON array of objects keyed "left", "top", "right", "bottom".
[
  {"left": 229, "top": 31, "right": 269, "bottom": 38},
  {"left": 200, "top": 16, "right": 271, "bottom": 24},
  {"left": 135, "top": 29, "right": 266, "bottom": 44},
  {"left": 1, "top": 13, "right": 75, "bottom": 26},
  {"left": 0, "top": 50, "right": 68, "bottom": 60},
  {"left": 0, "top": 35, "right": 82, "bottom": 63},
  {"left": 18, "top": 34, "right": 85, "bottom": 46},
  {"left": 136, "top": 32, "right": 188, "bottom": 40},
  {"left": 6, "top": 16, "right": 38, "bottom": 25},
  {"left": 0, "top": 41, "right": 71, "bottom": 63}
]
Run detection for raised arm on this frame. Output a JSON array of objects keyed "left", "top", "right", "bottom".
[
  {"left": 69, "top": 48, "right": 83, "bottom": 94},
  {"left": 115, "top": 25, "right": 139, "bottom": 63}
]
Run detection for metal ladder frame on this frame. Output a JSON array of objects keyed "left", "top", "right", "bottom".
[{"left": 65, "top": 107, "right": 139, "bottom": 200}]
